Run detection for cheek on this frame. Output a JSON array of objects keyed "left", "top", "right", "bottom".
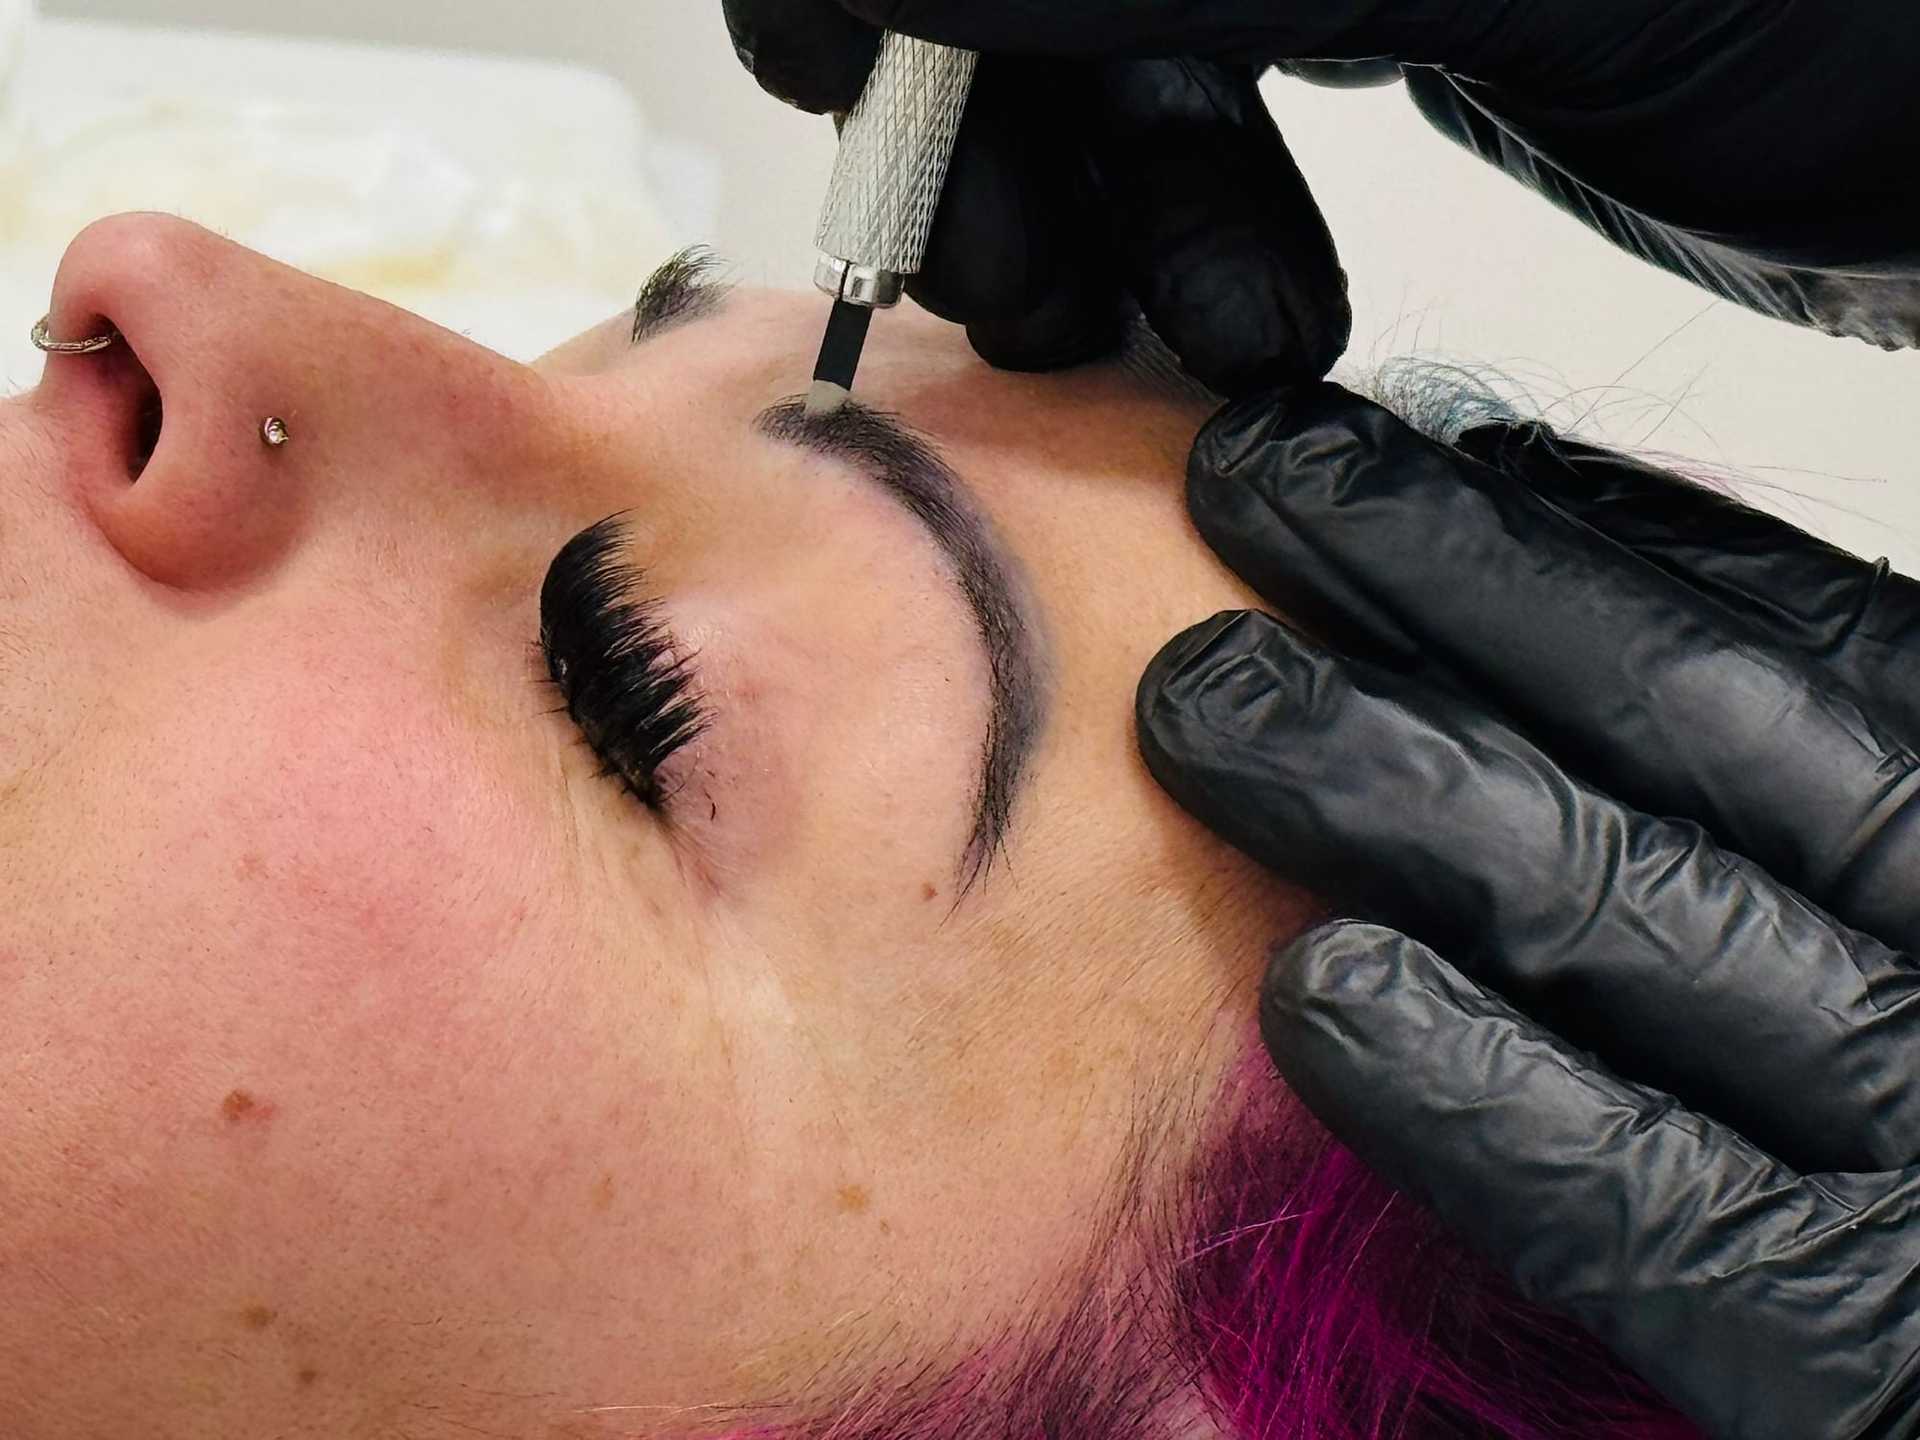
[
  {"left": 0, "top": 627, "right": 544, "bottom": 1127},
  {"left": 0, "top": 622, "right": 751, "bottom": 1402}
]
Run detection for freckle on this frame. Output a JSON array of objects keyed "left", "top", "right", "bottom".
[
  {"left": 240, "top": 1304, "right": 277, "bottom": 1331},
  {"left": 296, "top": 1367, "right": 320, "bottom": 1387},
  {"left": 920, "top": 882, "right": 938, "bottom": 902},
  {"left": 835, "top": 1184, "right": 871, "bottom": 1215},
  {"left": 591, "top": 1172, "right": 616, "bottom": 1212},
  {"left": 878, "top": 1219, "right": 892, "bottom": 1236}
]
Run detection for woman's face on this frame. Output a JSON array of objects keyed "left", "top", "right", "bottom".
[{"left": 0, "top": 216, "right": 1312, "bottom": 1435}]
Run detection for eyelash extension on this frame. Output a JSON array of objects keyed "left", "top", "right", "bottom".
[
  {"left": 632, "top": 244, "right": 729, "bottom": 343},
  {"left": 537, "top": 514, "right": 709, "bottom": 812}
]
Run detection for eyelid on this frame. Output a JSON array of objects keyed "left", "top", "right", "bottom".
[{"left": 754, "top": 397, "right": 1046, "bottom": 895}]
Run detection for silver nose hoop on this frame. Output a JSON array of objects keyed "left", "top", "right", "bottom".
[{"left": 32, "top": 315, "right": 295, "bottom": 452}]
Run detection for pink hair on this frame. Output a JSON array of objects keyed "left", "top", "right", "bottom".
[
  {"left": 1174, "top": 1052, "right": 1703, "bottom": 1440},
  {"left": 700, "top": 1045, "right": 1702, "bottom": 1440}
]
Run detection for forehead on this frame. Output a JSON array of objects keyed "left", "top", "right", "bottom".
[{"left": 539, "top": 282, "right": 1012, "bottom": 410}]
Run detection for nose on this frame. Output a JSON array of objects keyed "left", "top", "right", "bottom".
[{"left": 31, "top": 213, "right": 559, "bottom": 588}]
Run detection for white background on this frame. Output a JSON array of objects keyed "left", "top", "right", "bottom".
[{"left": 36, "top": 0, "right": 1920, "bottom": 569}]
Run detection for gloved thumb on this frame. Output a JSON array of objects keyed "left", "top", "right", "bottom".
[
  {"left": 724, "top": 0, "right": 880, "bottom": 112},
  {"left": 1078, "top": 58, "right": 1352, "bottom": 393},
  {"left": 1274, "top": 58, "right": 1405, "bottom": 88}
]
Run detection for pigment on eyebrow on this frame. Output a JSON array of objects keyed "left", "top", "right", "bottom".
[{"left": 757, "top": 398, "right": 1045, "bottom": 892}]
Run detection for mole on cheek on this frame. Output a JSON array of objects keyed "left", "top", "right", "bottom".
[
  {"left": 222, "top": 1089, "right": 277, "bottom": 1125},
  {"left": 591, "top": 1173, "right": 617, "bottom": 1212},
  {"left": 240, "top": 1304, "right": 277, "bottom": 1331},
  {"left": 920, "top": 881, "right": 939, "bottom": 903},
  {"left": 297, "top": 1367, "right": 321, "bottom": 1387},
  {"left": 835, "top": 1184, "right": 872, "bottom": 1216}
]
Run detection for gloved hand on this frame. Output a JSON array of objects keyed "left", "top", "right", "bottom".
[
  {"left": 723, "top": 1, "right": 1354, "bottom": 395},
  {"left": 728, "top": 0, "right": 1920, "bottom": 362},
  {"left": 1136, "top": 383, "right": 1920, "bottom": 1439}
]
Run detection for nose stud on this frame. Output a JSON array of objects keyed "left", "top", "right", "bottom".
[
  {"left": 34, "top": 314, "right": 295, "bottom": 451},
  {"left": 31, "top": 314, "right": 120, "bottom": 355}
]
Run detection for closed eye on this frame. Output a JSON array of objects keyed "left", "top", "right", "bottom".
[{"left": 537, "top": 514, "right": 709, "bottom": 814}]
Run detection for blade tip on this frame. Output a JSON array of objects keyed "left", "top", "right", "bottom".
[{"left": 805, "top": 379, "right": 851, "bottom": 416}]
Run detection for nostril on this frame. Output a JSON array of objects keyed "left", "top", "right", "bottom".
[
  {"left": 74, "top": 328, "right": 165, "bottom": 483},
  {"left": 129, "top": 378, "right": 162, "bottom": 482}
]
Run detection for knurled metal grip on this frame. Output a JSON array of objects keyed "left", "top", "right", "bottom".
[{"left": 814, "top": 33, "right": 978, "bottom": 309}]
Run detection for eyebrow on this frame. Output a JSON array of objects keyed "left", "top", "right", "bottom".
[
  {"left": 757, "top": 399, "right": 1047, "bottom": 891},
  {"left": 631, "top": 246, "right": 732, "bottom": 344},
  {"left": 631, "top": 248, "right": 1047, "bottom": 890}
]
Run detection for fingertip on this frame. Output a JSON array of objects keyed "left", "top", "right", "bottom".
[
  {"left": 1261, "top": 920, "right": 1437, "bottom": 1114},
  {"left": 1138, "top": 611, "right": 1259, "bottom": 748},
  {"left": 1276, "top": 58, "right": 1407, "bottom": 89},
  {"left": 1261, "top": 920, "right": 1405, "bottom": 1038},
  {"left": 1136, "top": 611, "right": 1300, "bottom": 738},
  {"left": 909, "top": 57, "right": 1133, "bottom": 372},
  {"left": 1188, "top": 378, "right": 1385, "bottom": 487},
  {"left": 1188, "top": 379, "right": 1474, "bottom": 552},
  {"left": 1135, "top": 611, "right": 1331, "bottom": 846},
  {"left": 1174, "top": 241, "right": 1356, "bottom": 394},
  {"left": 958, "top": 291, "right": 1132, "bottom": 374},
  {"left": 725, "top": 0, "right": 881, "bottom": 112},
  {"left": 1190, "top": 388, "right": 1293, "bottom": 477},
  {"left": 1077, "top": 59, "right": 1352, "bottom": 393},
  {"left": 1183, "top": 382, "right": 1380, "bottom": 606}
]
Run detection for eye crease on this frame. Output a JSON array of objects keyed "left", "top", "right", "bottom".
[{"left": 537, "top": 515, "right": 709, "bottom": 814}]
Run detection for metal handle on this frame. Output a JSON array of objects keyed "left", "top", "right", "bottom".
[{"left": 814, "top": 32, "right": 978, "bottom": 308}]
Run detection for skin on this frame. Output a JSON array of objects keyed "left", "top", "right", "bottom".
[{"left": 0, "top": 214, "right": 1315, "bottom": 1438}]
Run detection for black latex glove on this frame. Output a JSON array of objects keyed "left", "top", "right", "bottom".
[
  {"left": 723, "top": 2, "right": 1353, "bottom": 395},
  {"left": 728, "top": 0, "right": 1920, "bottom": 356},
  {"left": 1136, "top": 383, "right": 1920, "bottom": 1439}
]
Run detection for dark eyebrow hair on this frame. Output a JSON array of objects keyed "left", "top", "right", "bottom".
[
  {"left": 632, "top": 246, "right": 733, "bottom": 344},
  {"left": 757, "top": 397, "right": 1047, "bottom": 894}
]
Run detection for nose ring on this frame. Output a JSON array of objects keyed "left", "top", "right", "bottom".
[
  {"left": 31, "top": 314, "right": 121, "bottom": 356},
  {"left": 34, "top": 314, "right": 294, "bottom": 449}
]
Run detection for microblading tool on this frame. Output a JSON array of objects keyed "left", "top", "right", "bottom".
[{"left": 805, "top": 33, "right": 978, "bottom": 417}]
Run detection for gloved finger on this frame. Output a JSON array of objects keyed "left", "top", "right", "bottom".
[
  {"left": 1273, "top": 58, "right": 1405, "bottom": 88},
  {"left": 1140, "top": 609, "right": 1920, "bottom": 1174},
  {"left": 1190, "top": 382, "right": 1920, "bottom": 952},
  {"left": 1077, "top": 58, "right": 1351, "bottom": 393},
  {"left": 907, "top": 57, "right": 1133, "bottom": 374},
  {"left": 723, "top": 0, "right": 882, "bottom": 112},
  {"left": 1266, "top": 920, "right": 1920, "bottom": 1440},
  {"left": 1455, "top": 418, "right": 1920, "bottom": 745},
  {"left": 841, "top": 0, "right": 1518, "bottom": 70}
]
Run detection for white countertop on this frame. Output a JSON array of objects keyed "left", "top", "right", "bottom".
[{"left": 0, "top": 15, "right": 707, "bottom": 390}]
